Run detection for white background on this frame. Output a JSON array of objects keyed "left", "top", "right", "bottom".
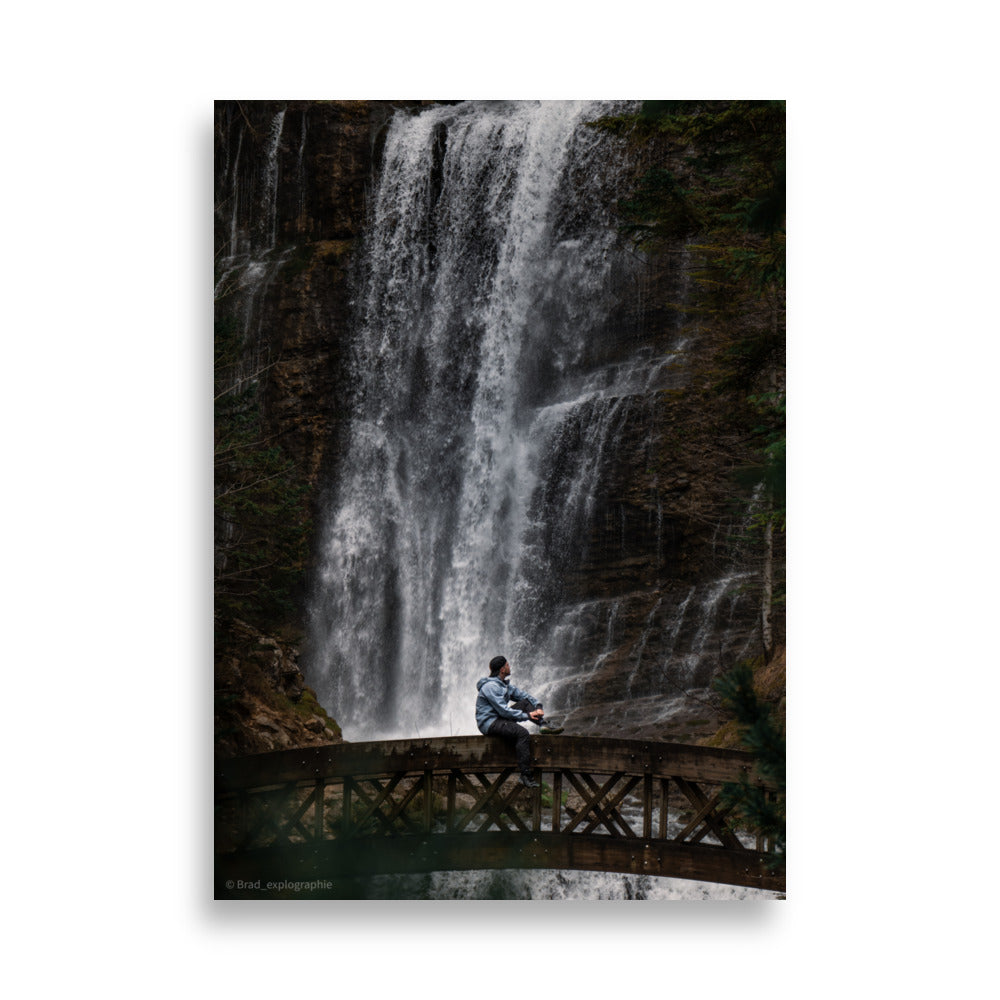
[{"left": 2, "top": 2, "right": 996, "bottom": 996}]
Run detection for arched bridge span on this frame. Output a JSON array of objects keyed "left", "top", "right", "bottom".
[{"left": 215, "top": 735, "right": 783, "bottom": 897}]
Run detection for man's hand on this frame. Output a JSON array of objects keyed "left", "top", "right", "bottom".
[{"left": 529, "top": 708, "right": 544, "bottom": 721}]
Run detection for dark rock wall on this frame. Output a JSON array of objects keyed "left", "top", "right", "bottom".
[{"left": 214, "top": 100, "right": 433, "bottom": 482}]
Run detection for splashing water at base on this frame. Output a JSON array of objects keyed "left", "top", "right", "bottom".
[{"left": 338, "top": 869, "right": 781, "bottom": 900}]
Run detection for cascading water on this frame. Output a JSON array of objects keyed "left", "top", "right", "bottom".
[
  {"left": 214, "top": 106, "right": 291, "bottom": 393},
  {"left": 306, "top": 100, "right": 641, "bottom": 739},
  {"left": 306, "top": 99, "right": 760, "bottom": 738},
  {"left": 303, "top": 101, "right": 776, "bottom": 898}
]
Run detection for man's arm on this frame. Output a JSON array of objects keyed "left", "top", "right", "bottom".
[
  {"left": 507, "top": 683, "right": 540, "bottom": 711},
  {"left": 480, "top": 679, "right": 532, "bottom": 721}
]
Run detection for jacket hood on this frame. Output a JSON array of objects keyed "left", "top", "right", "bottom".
[{"left": 477, "top": 676, "right": 503, "bottom": 692}]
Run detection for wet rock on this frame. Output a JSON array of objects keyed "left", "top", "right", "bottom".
[{"left": 215, "top": 618, "right": 343, "bottom": 759}]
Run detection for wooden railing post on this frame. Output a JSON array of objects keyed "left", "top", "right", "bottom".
[
  {"left": 643, "top": 774, "right": 653, "bottom": 840},
  {"left": 447, "top": 771, "right": 457, "bottom": 832},
  {"left": 313, "top": 778, "right": 324, "bottom": 841},
  {"left": 767, "top": 790, "right": 777, "bottom": 853},
  {"left": 552, "top": 770, "right": 562, "bottom": 833},
  {"left": 342, "top": 777, "right": 352, "bottom": 836},
  {"left": 424, "top": 769, "right": 434, "bottom": 833},
  {"left": 659, "top": 778, "right": 669, "bottom": 840}
]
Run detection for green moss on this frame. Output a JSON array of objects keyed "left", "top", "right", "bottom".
[
  {"left": 702, "top": 650, "right": 784, "bottom": 748},
  {"left": 276, "top": 686, "right": 342, "bottom": 736},
  {"left": 702, "top": 720, "right": 741, "bottom": 748}
]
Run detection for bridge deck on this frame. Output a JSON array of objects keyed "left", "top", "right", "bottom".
[{"left": 215, "top": 735, "right": 783, "bottom": 897}]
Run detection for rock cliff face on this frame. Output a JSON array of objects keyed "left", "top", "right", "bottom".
[
  {"left": 539, "top": 255, "right": 783, "bottom": 740},
  {"left": 214, "top": 619, "right": 342, "bottom": 759},
  {"left": 214, "top": 101, "right": 432, "bottom": 484},
  {"left": 215, "top": 101, "right": 427, "bottom": 756},
  {"left": 213, "top": 100, "right": 784, "bottom": 754}
]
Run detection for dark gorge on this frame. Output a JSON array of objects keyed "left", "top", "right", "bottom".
[{"left": 213, "top": 99, "right": 785, "bottom": 776}]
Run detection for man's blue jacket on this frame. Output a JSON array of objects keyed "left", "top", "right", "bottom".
[{"left": 475, "top": 675, "right": 540, "bottom": 735}]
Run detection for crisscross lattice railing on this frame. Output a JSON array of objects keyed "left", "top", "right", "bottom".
[{"left": 215, "top": 736, "right": 783, "bottom": 894}]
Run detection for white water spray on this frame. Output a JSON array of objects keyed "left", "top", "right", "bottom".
[{"left": 307, "top": 101, "right": 637, "bottom": 739}]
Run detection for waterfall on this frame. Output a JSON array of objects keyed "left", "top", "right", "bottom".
[
  {"left": 304, "top": 100, "right": 756, "bottom": 746},
  {"left": 261, "top": 109, "right": 285, "bottom": 250},
  {"left": 306, "top": 100, "right": 637, "bottom": 739},
  {"left": 215, "top": 107, "right": 290, "bottom": 395}
]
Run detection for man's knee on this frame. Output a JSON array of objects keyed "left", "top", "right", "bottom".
[{"left": 510, "top": 699, "right": 541, "bottom": 715}]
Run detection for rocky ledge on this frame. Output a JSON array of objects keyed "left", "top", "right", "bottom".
[{"left": 214, "top": 619, "right": 343, "bottom": 759}]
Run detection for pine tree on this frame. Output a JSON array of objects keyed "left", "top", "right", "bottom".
[
  {"left": 713, "top": 663, "right": 785, "bottom": 870},
  {"left": 214, "top": 315, "right": 311, "bottom": 634}
]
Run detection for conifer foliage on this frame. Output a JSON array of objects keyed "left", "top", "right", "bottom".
[
  {"left": 713, "top": 663, "right": 786, "bottom": 870},
  {"left": 214, "top": 316, "right": 310, "bottom": 634}
]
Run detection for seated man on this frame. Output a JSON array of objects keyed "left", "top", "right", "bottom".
[{"left": 475, "top": 655, "right": 563, "bottom": 788}]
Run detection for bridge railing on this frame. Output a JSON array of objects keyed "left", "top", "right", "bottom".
[{"left": 215, "top": 735, "right": 783, "bottom": 894}]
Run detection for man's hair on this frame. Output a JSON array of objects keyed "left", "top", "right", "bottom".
[{"left": 489, "top": 655, "right": 507, "bottom": 676}]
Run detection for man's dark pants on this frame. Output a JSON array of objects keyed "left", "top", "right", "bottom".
[{"left": 486, "top": 700, "right": 538, "bottom": 777}]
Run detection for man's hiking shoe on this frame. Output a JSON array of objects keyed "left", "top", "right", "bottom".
[
  {"left": 519, "top": 774, "right": 540, "bottom": 788},
  {"left": 534, "top": 716, "right": 563, "bottom": 735}
]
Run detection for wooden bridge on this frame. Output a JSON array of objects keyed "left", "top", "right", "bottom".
[{"left": 215, "top": 735, "right": 784, "bottom": 897}]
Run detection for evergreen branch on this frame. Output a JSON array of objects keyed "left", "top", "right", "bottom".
[
  {"left": 214, "top": 359, "right": 282, "bottom": 401},
  {"left": 214, "top": 469, "right": 289, "bottom": 499},
  {"left": 213, "top": 430, "right": 288, "bottom": 462},
  {"left": 215, "top": 561, "right": 281, "bottom": 583}
]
